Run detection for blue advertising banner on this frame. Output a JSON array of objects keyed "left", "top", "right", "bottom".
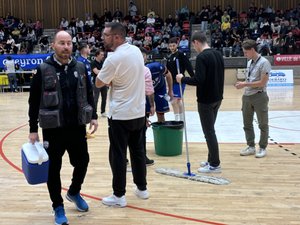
[{"left": 0, "top": 54, "right": 51, "bottom": 70}]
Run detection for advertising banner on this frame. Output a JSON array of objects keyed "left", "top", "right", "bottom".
[
  {"left": 268, "top": 69, "right": 294, "bottom": 86},
  {"left": 0, "top": 54, "right": 51, "bottom": 70}
]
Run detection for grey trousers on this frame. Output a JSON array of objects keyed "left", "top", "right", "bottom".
[{"left": 242, "top": 92, "right": 269, "bottom": 149}]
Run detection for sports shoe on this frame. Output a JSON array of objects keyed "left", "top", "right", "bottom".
[
  {"left": 198, "top": 165, "right": 221, "bottom": 173},
  {"left": 145, "top": 157, "right": 154, "bottom": 166},
  {"left": 200, "top": 161, "right": 209, "bottom": 167},
  {"left": 240, "top": 146, "right": 256, "bottom": 156},
  {"left": 134, "top": 188, "right": 150, "bottom": 199},
  {"left": 255, "top": 148, "right": 267, "bottom": 158},
  {"left": 54, "top": 206, "right": 68, "bottom": 225},
  {"left": 66, "top": 192, "right": 89, "bottom": 212},
  {"left": 102, "top": 194, "right": 127, "bottom": 207}
]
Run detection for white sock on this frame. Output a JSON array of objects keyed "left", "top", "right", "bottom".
[{"left": 179, "top": 113, "right": 184, "bottom": 121}]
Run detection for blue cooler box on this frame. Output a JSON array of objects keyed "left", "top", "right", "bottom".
[{"left": 21, "top": 142, "right": 49, "bottom": 185}]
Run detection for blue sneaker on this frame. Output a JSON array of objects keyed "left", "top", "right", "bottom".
[
  {"left": 66, "top": 192, "right": 89, "bottom": 212},
  {"left": 54, "top": 206, "right": 68, "bottom": 225}
]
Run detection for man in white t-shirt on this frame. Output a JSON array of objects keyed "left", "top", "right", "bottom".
[
  {"left": 96, "top": 22, "right": 148, "bottom": 207},
  {"left": 4, "top": 56, "right": 18, "bottom": 92}
]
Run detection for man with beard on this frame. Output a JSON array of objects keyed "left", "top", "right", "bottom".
[
  {"left": 28, "top": 30, "right": 98, "bottom": 225},
  {"left": 96, "top": 22, "right": 148, "bottom": 207}
]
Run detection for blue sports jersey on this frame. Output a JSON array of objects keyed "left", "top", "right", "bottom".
[
  {"left": 76, "top": 55, "right": 92, "bottom": 84},
  {"left": 146, "top": 62, "right": 166, "bottom": 90}
]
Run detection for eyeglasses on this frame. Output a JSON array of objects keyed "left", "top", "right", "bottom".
[{"left": 102, "top": 33, "right": 116, "bottom": 38}]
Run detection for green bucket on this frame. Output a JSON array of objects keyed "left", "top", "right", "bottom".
[{"left": 151, "top": 121, "right": 184, "bottom": 156}]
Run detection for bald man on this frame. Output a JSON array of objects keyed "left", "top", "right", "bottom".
[{"left": 28, "top": 30, "right": 98, "bottom": 225}]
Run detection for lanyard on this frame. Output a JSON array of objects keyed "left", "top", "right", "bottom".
[{"left": 247, "top": 56, "right": 261, "bottom": 81}]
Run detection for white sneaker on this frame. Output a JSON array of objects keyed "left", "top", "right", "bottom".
[
  {"left": 240, "top": 146, "right": 256, "bottom": 156},
  {"left": 134, "top": 188, "right": 149, "bottom": 199},
  {"left": 198, "top": 165, "right": 221, "bottom": 173},
  {"left": 255, "top": 148, "right": 267, "bottom": 158},
  {"left": 200, "top": 161, "right": 209, "bottom": 167},
  {"left": 102, "top": 194, "right": 127, "bottom": 207}
]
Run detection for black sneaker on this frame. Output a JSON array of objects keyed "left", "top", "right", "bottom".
[{"left": 145, "top": 157, "right": 154, "bottom": 166}]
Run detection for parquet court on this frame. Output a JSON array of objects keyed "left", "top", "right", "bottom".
[{"left": 0, "top": 85, "right": 299, "bottom": 225}]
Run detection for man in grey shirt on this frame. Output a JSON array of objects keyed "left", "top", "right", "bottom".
[{"left": 235, "top": 39, "right": 271, "bottom": 158}]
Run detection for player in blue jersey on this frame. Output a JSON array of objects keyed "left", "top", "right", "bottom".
[
  {"left": 76, "top": 43, "right": 92, "bottom": 84},
  {"left": 141, "top": 48, "right": 173, "bottom": 122}
]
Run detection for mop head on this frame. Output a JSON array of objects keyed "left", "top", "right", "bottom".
[{"left": 155, "top": 168, "right": 230, "bottom": 185}]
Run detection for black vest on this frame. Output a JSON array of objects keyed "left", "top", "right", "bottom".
[{"left": 38, "top": 62, "right": 93, "bottom": 129}]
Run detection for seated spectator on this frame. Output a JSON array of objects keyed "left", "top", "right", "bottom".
[
  {"left": 211, "top": 29, "right": 223, "bottom": 50},
  {"left": 271, "top": 34, "right": 283, "bottom": 55},
  {"left": 35, "top": 19, "right": 43, "bottom": 38},
  {"left": 152, "top": 31, "right": 162, "bottom": 44},
  {"left": 162, "top": 30, "right": 170, "bottom": 41},
  {"left": 145, "top": 24, "right": 155, "bottom": 35},
  {"left": 221, "top": 10, "right": 231, "bottom": 23},
  {"left": 165, "top": 14, "right": 175, "bottom": 27},
  {"left": 39, "top": 35, "right": 49, "bottom": 53},
  {"left": 231, "top": 17, "right": 240, "bottom": 30},
  {"left": 271, "top": 19, "right": 281, "bottom": 34},
  {"left": 60, "top": 17, "right": 69, "bottom": 30},
  {"left": 87, "top": 33, "right": 95, "bottom": 45},
  {"left": 5, "top": 35, "right": 15, "bottom": 53},
  {"left": 210, "top": 19, "right": 221, "bottom": 32},
  {"left": 171, "top": 22, "right": 181, "bottom": 37},
  {"left": 143, "top": 32, "right": 152, "bottom": 48},
  {"left": 232, "top": 39, "right": 242, "bottom": 57},
  {"left": 284, "top": 31, "right": 296, "bottom": 54},
  {"left": 161, "top": 22, "right": 171, "bottom": 34},
  {"left": 154, "top": 14, "right": 164, "bottom": 29},
  {"left": 146, "top": 14, "right": 155, "bottom": 26},
  {"left": 76, "top": 18, "right": 84, "bottom": 33},
  {"left": 147, "top": 9, "right": 155, "bottom": 17},
  {"left": 85, "top": 16, "right": 94, "bottom": 32},
  {"left": 160, "top": 39, "right": 169, "bottom": 52},
  {"left": 256, "top": 32, "right": 272, "bottom": 55},
  {"left": 221, "top": 18, "right": 231, "bottom": 34},
  {"left": 178, "top": 34, "right": 189, "bottom": 49}
]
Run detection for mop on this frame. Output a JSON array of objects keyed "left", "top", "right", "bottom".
[{"left": 155, "top": 59, "right": 230, "bottom": 185}]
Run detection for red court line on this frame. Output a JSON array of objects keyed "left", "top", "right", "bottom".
[{"left": 0, "top": 124, "right": 227, "bottom": 225}]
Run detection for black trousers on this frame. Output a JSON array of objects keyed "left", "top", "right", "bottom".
[
  {"left": 93, "top": 85, "right": 108, "bottom": 114},
  {"left": 42, "top": 125, "right": 89, "bottom": 209},
  {"left": 108, "top": 117, "right": 147, "bottom": 197},
  {"left": 197, "top": 100, "right": 222, "bottom": 167}
]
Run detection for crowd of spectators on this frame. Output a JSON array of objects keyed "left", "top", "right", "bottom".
[
  {"left": 0, "top": 12, "right": 43, "bottom": 54},
  {"left": 2, "top": 1, "right": 300, "bottom": 58}
]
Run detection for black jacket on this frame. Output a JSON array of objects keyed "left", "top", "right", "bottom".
[{"left": 182, "top": 48, "right": 224, "bottom": 104}]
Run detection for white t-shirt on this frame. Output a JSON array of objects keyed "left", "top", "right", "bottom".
[
  {"left": 5, "top": 59, "right": 15, "bottom": 73},
  {"left": 98, "top": 43, "right": 145, "bottom": 120}
]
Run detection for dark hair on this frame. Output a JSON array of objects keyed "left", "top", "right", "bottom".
[
  {"left": 6, "top": 56, "right": 12, "bottom": 60},
  {"left": 95, "top": 48, "right": 104, "bottom": 56},
  {"left": 191, "top": 31, "right": 207, "bottom": 43},
  {"left": 242, "top": 39, "right": 257, "bottom": 52},
  {"left": 105, "top": 22, "right": 126, "bottom": 39},
  {"left": 168, "top": 37, "right": 178, "bottom": 44},
  {"left": 78, "top": 43, "right": 88, "bottom": 52}
]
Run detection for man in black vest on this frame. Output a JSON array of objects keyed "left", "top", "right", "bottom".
[{"left": 28, "top": 30, "right": 98, "bottom": 225}]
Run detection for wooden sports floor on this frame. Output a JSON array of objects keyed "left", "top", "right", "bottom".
[{"left": 0, "top": 85, "right": 299, "bottom": 225}]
